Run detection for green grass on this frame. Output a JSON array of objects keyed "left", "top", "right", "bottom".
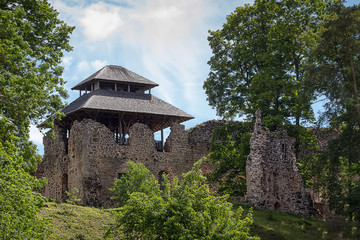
[
  {"left": 235, "top": 204, "right": 343, "bottom": 240},
  {"left": 41, "top": 202, "right": 344, "bottom": 240},
  {"left": 40, "top": 202, "right": 116, "bottom": 240}
]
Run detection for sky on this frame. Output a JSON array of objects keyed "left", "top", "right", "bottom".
[{"left": 29, "top": 0, "right": 359, "bottom": 154}]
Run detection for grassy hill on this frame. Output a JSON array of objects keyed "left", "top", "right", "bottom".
[{"left": 40, "top": 202, "right": 343, "bottom": 240}]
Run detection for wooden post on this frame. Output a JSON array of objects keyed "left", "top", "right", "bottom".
[
  {"left": 128, "top": 84, "right": 130, "bottom": 92},
  {"left": 119, "top": 118, "right": 123, "bottom": 144},
  {"left": 115, "top": 83, "right": 117, "bottom": 91},
  {"left": 161, "top": 128, "right": 164, "bottom": 152},
  {"left": 80, "top": 90, "right": 82, "bottom": 97}
]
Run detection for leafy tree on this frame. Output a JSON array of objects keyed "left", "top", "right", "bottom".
[
  {"left": 0, "top": 133, "right": 50, "bottom": 239},
  {"left": 207, "top": 122, "right": 252, "bottom": 196},
  {"left": 110, "top": 161, "right": 160, "bottom": 206},
  {"left": 0, "top": 0, "right": 74, "bottom": 238},
  {"left": 107, "top": 160, "right": 259, "bottom": 240},
  {"left": 203, "top": 0, "right": 332, "bottom": 129},
  {"left": 0, "top": 0, "right": 74, "bottom": 171},
  {"left": 305, "top": 3, "right": 360, "bottom": 236}
]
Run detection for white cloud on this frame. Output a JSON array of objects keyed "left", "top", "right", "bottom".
[
  {"left": 52, "top": 0, "right": 246, "bottom": 121},
  {"left": 91, "top": 59, "right": 108, "bottom": 69},
  {"left": 76, "top": 60, "right": 90, "bottom": 72},
  {"left": 62, "top": 56, "right": 73, "bottom": 67},
  {"left": 79, "top": 2, "right": 124, "bottom": 41}
]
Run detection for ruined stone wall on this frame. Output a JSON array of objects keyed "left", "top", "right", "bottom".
[
  {"left": 41, "top": 125, "right": 69, "bottom": 202},
  {"left": 41, "top": 119, "right": 219, "bottom": 207},
  {"left": 246, "top": 110, "right": 313, "bottom": 216}
]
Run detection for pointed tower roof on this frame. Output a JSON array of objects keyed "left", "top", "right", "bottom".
[{"left": 72, "top": 65, "right": 159, "bottom": 91}]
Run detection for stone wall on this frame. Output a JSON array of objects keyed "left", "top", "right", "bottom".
[
  {"left": 246, "top": 110, "right": 314, "bottom": 217},
  {"left": 41, "top": 119, "right": 219, "bottom": 207}
]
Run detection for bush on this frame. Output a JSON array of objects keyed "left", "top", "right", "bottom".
[
  {"left": 107, "top": 159, "right": 259, "bottom": 240},
  {"left": 110, "top": 161, "right": 160, "bottom": 206},
  {"left": 0, "top": 147, "right": 50, "bottom": 239}
]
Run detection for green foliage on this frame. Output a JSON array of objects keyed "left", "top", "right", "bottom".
[
  {"left": 207, "top": 122, "right": 252, "bottom": 196},
  {"left": 108, "top": 160, "right": 258, "bottom": 240},
  {"left": 66, "top": 188, "right": 81, "bottom": 205},
  {"left": 0, "top": 0, "right": 74, "bottom": 238},
  {"left": 310, "top": 3, "right": 360, "bottom": 128},
  {"left": 204, "top": 0, "right": 331, "bottom": 127},
  {"left": 303, "top": 126, "right": 360, "bottom": 236},
  {"left": 0, "top": 143, "right": 50, "bottom": 240},
  {"left": 0, "top": 0, "right": 74, "bottom": 171},
  {"left": 110, "top": 161, "right": 160, "bottom": 206},
  {"left": 303, "top": 3, "right": 360, "bottom": 235}
]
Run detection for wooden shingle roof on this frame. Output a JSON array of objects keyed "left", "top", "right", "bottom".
[
  {"left": 63, "top": 89, "right": 193, "bottom": 120},
  {"left": 72, "top": 65, "right": 159, "bottom": 90}
]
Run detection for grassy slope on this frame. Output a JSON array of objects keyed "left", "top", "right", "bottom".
[
  {"left": 238, "top": 205, "right": 341, "bottom": 240},
  {"left": 40, "top": 202, "right": 116, "bottom": 240},
  {"left": 41, "top": 202, "right": 342, "bottom": 240}
]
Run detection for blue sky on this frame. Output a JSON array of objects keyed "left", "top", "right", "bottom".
[{"left": 30, "top": 0, "right": 359, "bottom": 154}]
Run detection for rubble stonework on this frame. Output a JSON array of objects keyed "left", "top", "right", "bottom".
[
  {"left": 41, "top": 119, "right": 219, "bottom": 207},
  {"left": 246, "top": 110, "right": 314, "bottom": 216}
]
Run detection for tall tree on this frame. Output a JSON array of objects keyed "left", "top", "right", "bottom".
[
  {"left": 306, "top": 3, "right": 360, "bottom": 235},
  {"left": 0, "top": 0, "right": 74, "bottom": 238},
  {"left": 204, "top": 0, "right": 332, "bottom": 129},
  {"left": 0, "top": 0, "right": 74, "bottom": 170}
]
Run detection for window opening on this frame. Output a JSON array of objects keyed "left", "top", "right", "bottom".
[
  {"left": 100, "top": 82, "right": 115, "bottom": 90},
  {"left": 114, "top": 131, "right": 129, "bottom": 145},
  {"left": 116, "top": 83, "right": 128, "bottom": 92},
  {"left": 63, "top": 128, "right": 70, "bottom": 154},
  {"left": 154, "top": 127, "right": 170, "bottom": 152}
]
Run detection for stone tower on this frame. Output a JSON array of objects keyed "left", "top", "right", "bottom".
[
  {"left": 246, "top": 110, "right": 313, "bottom": 216},
  {"left": 38, "top": 65, "right": 215, "bottom": 207}
]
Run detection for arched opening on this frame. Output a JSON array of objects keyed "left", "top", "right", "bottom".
[
  {"left": 274, "top": 202, "right": 280, "bottom": 210},
  {"left": 61, "top": 173, "right": 69, "bottom": 200}
]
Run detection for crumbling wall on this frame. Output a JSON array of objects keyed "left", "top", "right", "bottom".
[
  {"left": 41, "top": 118, "right": 218, "bottom": 207},
  {"left": 42, "top": 125, "right": 69, "bottom": 202},
  {"left": 246, "top": 110, "right": 313, "bottom": 216}
]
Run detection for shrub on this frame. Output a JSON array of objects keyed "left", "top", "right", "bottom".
[{"left": 107, "top": 159, "right": 259, "bottom": 240}]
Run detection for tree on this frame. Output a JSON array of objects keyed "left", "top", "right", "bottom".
[
  {"left": 0, "top": 131, "right": 50, "bottom": 239},
  {"left": 110, "top": 161, "right": 160, "bottom": 206},
  {"left": 0, "top": 0, "right": 74, "bottom": 238},
  {"left": 203, "top": 0, "right": 331, "bottom": 129},
  {"left": 207, "top": 122, "right": 252, "bottom": 196},
  {"left": 305, "top": 3, "right": 360, "bottom": 236},
  {"left": 107, "top": 160, "right": 259, "bottom": 240},
  {"left": 0, "top": 0, "right": 74, "bottom": 171}
]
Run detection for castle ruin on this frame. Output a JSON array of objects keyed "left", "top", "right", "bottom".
[
  {"left": 38, "top": 65, "right": 217, "bottom": 207},
  {"left": 38, "top": 65, "right": 334, "bottom": 217}
]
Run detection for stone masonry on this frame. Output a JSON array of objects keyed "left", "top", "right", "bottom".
[
  {"left": 246, "top": 110, "right": 314, "bottom": 217},
  {"left": 41, "top": 119, "right": 220, "bottom": 207}
]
